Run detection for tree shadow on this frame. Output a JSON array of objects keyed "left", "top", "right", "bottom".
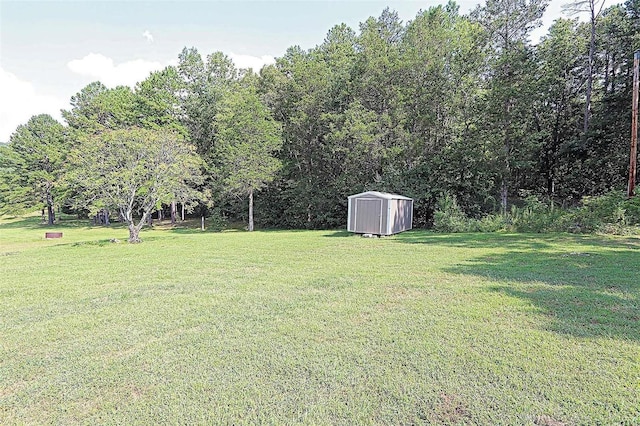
[
  {"left": 394, "top": 229, "right": 640, "bottom": 251},
  {"left": 445, "top": 246, "right": 639, "bottom": 341},
  {"left": 0, "top": 215, "right": 131, "bottom": 232},
  {"left": 0, "top": 216, "right": 50, "bottom": 230},
  {"left": 322, "top": 230, "right": 355, "bottom": 238}
]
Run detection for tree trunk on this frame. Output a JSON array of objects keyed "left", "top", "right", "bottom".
[
  {"left": 248, "top": 189, "right": 254, "bottom": 232},
  {"left": 181, "top": 203, "right": 185, "bottom": 221},
  {"left": 104, "top": 209, "right": 110, "bottom": 225},
  {"left": 128, "top": 223, "right": 142, "bottom": 243},
  {"left": 500, "top": 179, "right": 508, "bottom": 216},
  {"left": 46, "top": 193, "right": 55, "bottom": 225},
  {"left": 171, "top": 200, "right": 177, "bottom": 224},
  {"left": 584, "top": 3, "right": 597, "bottom": 133}
]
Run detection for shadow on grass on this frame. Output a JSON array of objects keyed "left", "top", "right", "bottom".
[
  {"left": 394, "top": 229, "right": 640, "bottom": 251},
  {"left": 423, "top": 233, "right": 640, "bottom": 340},
  {"left": 0, "top": 215, "right": 132, "bottom": 232},
  {"left": 322, "top": 230, "right": 353, "bottom": 238},
  {"left": 0, "top": 216, "right": 52, "bottom": 230}
]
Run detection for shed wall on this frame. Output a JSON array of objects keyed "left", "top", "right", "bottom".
[{"left": 390, "top": 199, "right": 412, "bottom": 234}]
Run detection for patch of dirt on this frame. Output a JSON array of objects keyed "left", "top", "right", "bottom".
[
  {"left": 535, "top": 414, "right": 566, "bottom": 426},
  {"left": 429, "top": 392, "right": 472, "bottom": 425}
]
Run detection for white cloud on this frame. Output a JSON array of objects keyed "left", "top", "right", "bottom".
[
  {"left": 228, "top": 53, "right": 275, "bottom": 71},
  {"left": 142, "top": 30, "right": 154, "bottom": 43},
  {"left": 67, "top": 53, "right": 166, "bottom": 88},
  {"left": 0, "top": 67, "right": 67, "bottom": 142}
]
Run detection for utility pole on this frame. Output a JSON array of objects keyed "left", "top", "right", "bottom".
[{"left": 628, "top": 51, "right": 640, "bottom": 198}]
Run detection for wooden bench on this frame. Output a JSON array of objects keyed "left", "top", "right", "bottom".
[{"left": 45, "top": 232, "right": 63, "bottom": 239}]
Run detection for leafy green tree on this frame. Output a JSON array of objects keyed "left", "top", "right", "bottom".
[
  {"left": 396, "top": 3, "right": 490, "bottom": 221},
  {"left": 66, "top": 127, "right": 204, "bottom": 242},
  {"left": 135, "top": 66, "right": 186, "bottom": 134},
  {"left": 177, "top": 48, "right": 237, "bottom": 161},
  {"left": 563, "top": 0, "right": 607, "bottom": 133},
  {"left": 63, "top": 83, "right": 137, "bottom": 134},
  {"left": 472, "top": 0, "right": 549, "bottom": 213},
  {"left": 0, "top": 115, "right": 67, "bottom": 224},
  {"left": 215, "top": 81, "right": 282, "bottom": 231},
  {"left": 533, "top": 18, "right": 585, "bottom": 199}
]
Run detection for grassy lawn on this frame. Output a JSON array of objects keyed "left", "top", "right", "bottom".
[{"left": 1, "top": 215, "right": 639, "bottom": 424}]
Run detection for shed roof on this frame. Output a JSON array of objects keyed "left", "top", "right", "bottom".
[{"left": 348, "top": 191, "right": 413, "bottom": 201}]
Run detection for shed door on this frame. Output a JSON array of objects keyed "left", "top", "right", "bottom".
[{"left": 355, "top": 198, "right": 383, "bottom": 234}]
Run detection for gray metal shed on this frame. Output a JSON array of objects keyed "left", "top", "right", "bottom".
[{"left": 347, "top": 191, "right": 413, "bottom": 235}]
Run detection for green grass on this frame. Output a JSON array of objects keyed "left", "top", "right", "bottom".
[{"left": 1, "top": 215, "right": 639, "bottom": 424}]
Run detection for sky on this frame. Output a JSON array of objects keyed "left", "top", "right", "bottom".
[{"left": 0, "top": 0, "right": 610, "bottom": 142}]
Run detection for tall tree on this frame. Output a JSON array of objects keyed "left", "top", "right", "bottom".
[
  {"left": 62, "top": 83, "right": 137, "bottom": 134},
  {"left": 135, "top": 66, "right": 186, "bottom": 134},
  {"left": 472, "top": 0, "right": 548, "bottom": 212},
  {"left": 563, "top": 0, "right": 607, "bottom": 133},
  {"left": 532, "top": 18, "right": 586, "bottom": 199},
  {"left": 215, "top": 80, "right": 283, "bottom": 231},
  {"left": 0, "top": 115, "right": 67, "bottom": 224},
  {"left": 66, "top": 127, "right": 204, "bottom": 242}
]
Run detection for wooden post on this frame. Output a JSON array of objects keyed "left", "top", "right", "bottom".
[{"left": 628, "top": 51, "right": 640, "bottom": 198}]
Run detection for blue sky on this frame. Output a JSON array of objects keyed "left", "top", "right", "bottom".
[{"left": 0, "top": 0, "right": 601, "bottom": 141}]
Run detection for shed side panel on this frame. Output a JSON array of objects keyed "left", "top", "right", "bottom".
[
  {"left": 388, "top": 200, "right": 398, "bottom": 234},
  {"left": 392, "top": 199, "right": 413, "bottom": 233}
]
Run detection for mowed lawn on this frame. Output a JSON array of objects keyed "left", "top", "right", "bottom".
[{"left": 1, "top": 216, "right": 639, "bottom": 425}]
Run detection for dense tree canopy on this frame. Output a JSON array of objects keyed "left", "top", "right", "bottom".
[
  {"left": 2, "top": 0, "right": 640, "bottom": 231},
  {"left": 0, "top": 115, "right": 68, "bottom": 224}
]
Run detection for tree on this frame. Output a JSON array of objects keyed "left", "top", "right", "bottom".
[
  {"left": 563, "top": 0, "right": 607, "bottom": 133},
  {"left": 135, "top": 66, "right": 186, "bottom": 134},
  {"left": 0, "top": 115, "right": 67, "bottom": 224},
  {"left": 66, "top": 127, "right": 204, "bottom": 243},
  {"left": 532, "top": 18, "right": 585, "bottom": 199},
  {"left": 62, "top": 83, "right": 137, "bottom": 134},
  {"left": 215, "top": 81, "right": 282, "bottom": 231},
  {"left": 472, "top": 0, "right": 549, "bottom": 212}
]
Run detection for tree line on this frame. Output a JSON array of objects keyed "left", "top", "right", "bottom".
[{"left": 1, "top": 0, "right": 639, "bottom": 239}]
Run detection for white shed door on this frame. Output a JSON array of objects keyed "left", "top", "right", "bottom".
[{"left": 355, "top": 198, "right": 383, "bottom": 234}]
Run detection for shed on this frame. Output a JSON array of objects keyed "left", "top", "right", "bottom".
[{"left": 347, "top": 191, "right": 413, "bottom": 236}]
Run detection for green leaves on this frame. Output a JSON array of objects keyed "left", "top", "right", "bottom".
[
  {"left": 67, "top": 127, "right": 204, "bottom": 241},
  {"left": 214, "top": 79, "right": 283, "bottom": 229},
  {"left": 0, "top": 115, "right": 67, "bottom": 223}
]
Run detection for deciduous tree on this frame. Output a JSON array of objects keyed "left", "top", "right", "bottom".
[
  {"left": 67, "top": 127, "right": 204, "bottom": 242},
  {"left": 215, "top": 81, "right": 282, "bottom": 231}
]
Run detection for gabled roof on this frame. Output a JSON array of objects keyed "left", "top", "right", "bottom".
[{"left": 348, "top": 191, "right": 412, "bottom": 200}]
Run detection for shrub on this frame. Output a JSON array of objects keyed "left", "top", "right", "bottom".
[
  {"left": 475, "top": 214, "right": 507, "bottom": 232},
  {"left": 433, "top": 193, "right": 472, "bottom": 233},
  {"left": 431, "top": 191, "right": 640, "bottom": 235}
]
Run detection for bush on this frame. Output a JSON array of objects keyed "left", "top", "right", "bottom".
[
  {"left": 431, "top": 191, "right": 640, "bottom": 235},
  {"left": 572, "top": 191, "right": 640, "bottom": 232},
  {"left": 475, "top": 214, "right": 507, "bottom": 232},
  {"left": 506, "top": 196, "right": 568, "bottom": 233},
  {"left": 433, "top": 193, "right": 472, "bottom": 233}
]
